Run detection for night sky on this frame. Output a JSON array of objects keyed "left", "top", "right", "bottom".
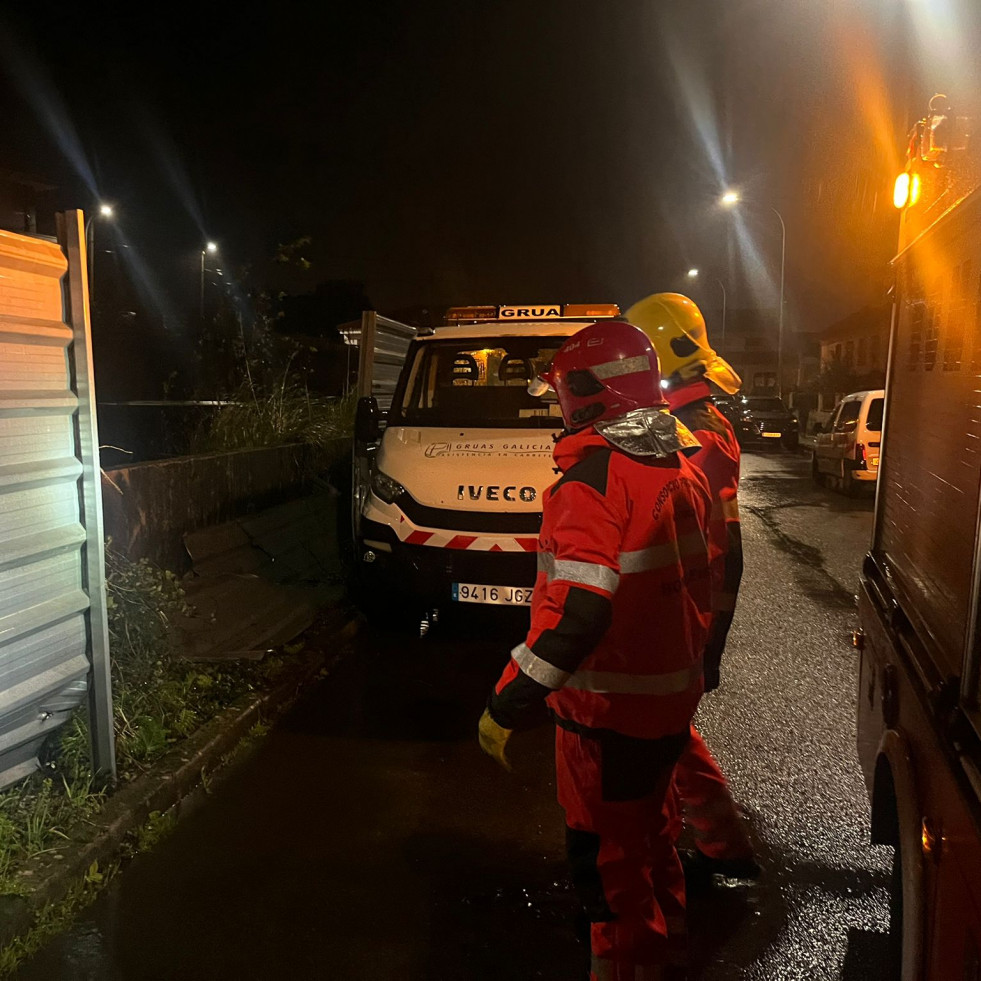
[{"left": 2, "top": 2, "right": 980, "bottom": 329}]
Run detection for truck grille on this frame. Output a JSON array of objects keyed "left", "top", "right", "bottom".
[{"left": 395, "top": 494, "right": 542, "bottom": 534}]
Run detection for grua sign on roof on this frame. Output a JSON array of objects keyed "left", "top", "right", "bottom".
[{"left": 444, "top": 303, "right": 621, "bottom": 323}]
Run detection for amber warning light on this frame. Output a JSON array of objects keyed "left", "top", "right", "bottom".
[{"left": 894, "top": 171, "right": 922, "bottom": 209}]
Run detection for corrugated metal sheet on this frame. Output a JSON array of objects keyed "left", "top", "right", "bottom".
[
  {"left": 878, "top": 188, "right": 981, "bottom": 681},
  {"left": 0, "top": 213, "right": 113, "bottom": 789},
  {"left": 340, "top": 311, "right": 417, "bottom": 411}
]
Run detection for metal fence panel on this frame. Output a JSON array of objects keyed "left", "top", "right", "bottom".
[
  {"left": 0, "top": 211, "right": 114, "bottom": 789},
  {"left": 340, "top": 311, "right": 417, "bottom": 411}
]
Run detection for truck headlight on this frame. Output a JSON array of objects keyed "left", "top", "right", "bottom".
[{"left": 370, "top": 468, "right": 405, "bottom": 504}]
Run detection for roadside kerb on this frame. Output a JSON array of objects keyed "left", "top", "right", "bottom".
[{"left": 0, "top": 608, "right": 362, "bottom": 951}]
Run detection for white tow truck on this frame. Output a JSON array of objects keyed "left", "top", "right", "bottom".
[{"left": 352, "top": 303, "right": 621, "bottom": 630}]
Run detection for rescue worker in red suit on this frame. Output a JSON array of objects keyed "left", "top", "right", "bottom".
[
  {"left": 478, "top": 320, "right": 713, "bottom": 981},
  {"left": 626, "top": 292, "right": 759, "bottom": 881}
]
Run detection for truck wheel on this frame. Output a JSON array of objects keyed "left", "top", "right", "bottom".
[
  {"left": 811, "top": 454, "right": 824, "bottom": 487},
  {"left": 841, "top": 464, "right": 855, "bottom": 497}
]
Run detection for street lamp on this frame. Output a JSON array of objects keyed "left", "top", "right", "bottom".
[
  {"left": 84, "top": 203, "right": 115, "bottom": 307},
  {"left": 721, "top": 189, "right": 786, "bottom": 396},
  {"left": 716, "top": 279, "right": 727, "bottom": 358},
  {"left": 683, "top": 267, "right": 727, "bottom": 357},
  {"left": 200, "top": 241, "right": 218, "bottom": 319}
]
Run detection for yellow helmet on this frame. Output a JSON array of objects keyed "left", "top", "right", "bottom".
[{"left": 625, "top": 292, "right": 742, "bottom": 395}]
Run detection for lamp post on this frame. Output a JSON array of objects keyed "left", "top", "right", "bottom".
[
  {"left": 717, "top": 278, "right": 727, "bottom": 358},
  {"left": 721, "top": 190, "right": 787, "bottom": 395},
  {"left": 200, "top": 241, "right": 218, "bottom": 319},
  {"left": 686, "top": 268, "right": 728, "bottom": 358},
  {"left": 84, "top": 203, "right": 114, "bottom": 307}
]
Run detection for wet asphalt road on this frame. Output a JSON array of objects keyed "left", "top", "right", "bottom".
[{"left": 15, "top": 451, "right": 890, "bottom": 980}]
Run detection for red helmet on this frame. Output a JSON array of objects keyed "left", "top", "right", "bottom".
[{"left": 540, "top": 320, "right": 668, "bottom": 429}]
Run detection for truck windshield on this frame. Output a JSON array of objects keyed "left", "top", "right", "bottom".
[{"left": 391, "top": 337, "right": 564, "bottom": 429}]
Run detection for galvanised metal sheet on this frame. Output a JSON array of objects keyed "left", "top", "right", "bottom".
[
  {"left": 0, "top": 215, "right": 113, "bottom": 789},
  {"left": 342, "top": 312, "right": 417, "bottom": 411}
]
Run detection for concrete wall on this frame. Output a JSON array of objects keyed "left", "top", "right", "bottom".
[{"left": 101, "top": 443, "right": 341, "bottom": 571}]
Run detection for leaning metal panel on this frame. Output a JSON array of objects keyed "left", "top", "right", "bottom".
[
  {"left": 0, "top": 213, "right": 114, "bottom": 789},
  {"left": 347, "top": 312, "right": 417, "bottom": 411}
]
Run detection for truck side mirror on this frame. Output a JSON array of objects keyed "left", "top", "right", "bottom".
[{"left": 355, "top": 396, "right": 381, "bottom": 444}]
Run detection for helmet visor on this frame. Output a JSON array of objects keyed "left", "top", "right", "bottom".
[{"left": 703, "top": 355, "right": 742, "bottom": 395}]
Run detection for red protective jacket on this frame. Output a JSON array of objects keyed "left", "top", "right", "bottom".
[
  {"left": 666, "top": 380, "right": 743, "bottom": 690},
  {"left": 489, "top": 426, "right": 713, "bottom": 740}
]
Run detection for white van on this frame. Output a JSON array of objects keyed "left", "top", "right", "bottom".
[
  {"left": 811, "top": 389, "right": 885, "bottom": 493},
  {"left": 352, "top": 303, "right": 620, "bottom": 622}
]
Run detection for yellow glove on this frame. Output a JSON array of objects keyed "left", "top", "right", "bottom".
[{"left": 478, "top": 708, "right": 514, "bottom": 772}]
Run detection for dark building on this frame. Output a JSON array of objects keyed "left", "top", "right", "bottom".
[
  {"left": 0, "top": 170, "right": 57, "bottom": 235},
  {"left": 708, "top": 306, "right": 817, "bottom": 396},
  {"left": 819, "top": 304, "right": 890, "bottom": 383}
]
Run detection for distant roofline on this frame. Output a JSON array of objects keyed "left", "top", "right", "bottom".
[{"left": 0, "top": 169, "right": 58, "bottom": 192}]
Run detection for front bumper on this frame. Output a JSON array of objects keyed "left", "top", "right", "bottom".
[
  {"left": 357, "top": 492, "right": 540, "bottom": 605},
  {"left": 359, "top": 519, "right": 537, "bottom": 604}
]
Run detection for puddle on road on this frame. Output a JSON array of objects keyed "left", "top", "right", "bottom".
[{"left": 745, "top": 505, "right": 855, "bottom": 612}]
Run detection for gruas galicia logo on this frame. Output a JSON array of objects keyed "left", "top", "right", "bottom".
[{"left": 457, "top": 485, "right": 537, "bottom": 503}]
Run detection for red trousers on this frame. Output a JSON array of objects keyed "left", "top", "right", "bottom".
[
  {"left": 556, "top": 725, "right": 689, "bottom": 981},
  {"left": 671, "top": 724, "right": 753, "bottom": 860}
]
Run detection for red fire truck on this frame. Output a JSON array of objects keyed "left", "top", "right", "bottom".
[{"left": 857, "top": 94, "right": 981, "bottom": 980}]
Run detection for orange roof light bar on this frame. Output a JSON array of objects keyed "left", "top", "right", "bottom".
[
  {"left": 563, "top": 303, "right": 621, "bottom": 319},
  {"left": 445, "top": 305, "right": 499, "bottom": 322}
]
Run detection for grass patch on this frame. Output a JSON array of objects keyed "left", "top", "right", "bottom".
[
  {"left": 0, "top": 546, "right": 294, "bottom": 959},
  {"left": 0, "top": 871, "right": 113, "bottom": 975}
]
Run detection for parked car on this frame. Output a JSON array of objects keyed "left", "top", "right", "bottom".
[
  {"left": 715, "top": 395, "right": 798, "bottom": 449},
  {"left": 811, "top": 389, "right": 884, "bottom": 494}
]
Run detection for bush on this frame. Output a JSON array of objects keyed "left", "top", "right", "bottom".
[{"left": 189, "top": 378, "right": 355, "bottom": 458}]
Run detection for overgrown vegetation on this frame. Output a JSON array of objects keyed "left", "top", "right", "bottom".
[
  {"left": 0, "top": 547, "right": 288, "bottom": 907},
  {"left": 189, "top": 377, "right": 355, "bottom": 456},
  {"left": 186, "top": 277, "right": 357, "bottom": 458}
]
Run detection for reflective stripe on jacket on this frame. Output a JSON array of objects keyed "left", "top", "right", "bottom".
[
  {"left": 667, "top": 380, "right": 743, "bottom": 690},
  {"left": 489, "top": 426, "right": 713, "bottom": 740}
]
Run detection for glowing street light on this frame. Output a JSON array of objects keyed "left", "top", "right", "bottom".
[
  {"left": 682, "top": 266, "right": 728, "bottom": 358},
  {"left": 720, "top": 188, "right": 787, "bottom": 396},
  {"left": 200, "top": 241, "right": 219, "bottom": 318},
  {"left": 85, "top": 203, "right": 115, "bottom": 307}
]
